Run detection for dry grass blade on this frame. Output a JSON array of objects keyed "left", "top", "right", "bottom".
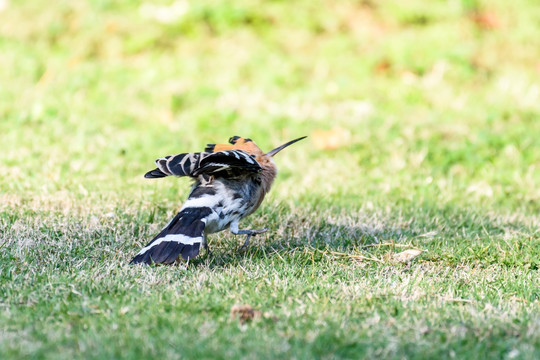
[
  {"left": 313, "top": 247, "right": 384, "bottom": 263},
  {"left": 393, "top": 249, "right": 423, "bottom": 263}
]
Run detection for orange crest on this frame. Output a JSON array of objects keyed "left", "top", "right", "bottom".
[{"left": 211, "top": 137, "right": 264, "bottom": 156}]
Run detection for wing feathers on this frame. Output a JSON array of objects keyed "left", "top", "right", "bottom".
[
  {"left": 144, "top": 152, "right": 209, "bottom": 179},
  {"left": 193, "top": 150, "right": 261, "bottom": 177},
  {"left": 144, "top": 150, "right": 260, "bottom": 179},
  {"left": 166, "top": 152, "right": 201, "bottom": 176}
]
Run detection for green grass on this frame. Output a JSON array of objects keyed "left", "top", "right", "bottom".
[{"left": 1, "top": 0, "right": 539, "bottom": 359}]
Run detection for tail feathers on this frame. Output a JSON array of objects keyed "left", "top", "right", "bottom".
[
  {"left": 130, "top": 233, "right": 202, "bottom": 265},
  {"left": 130, "top": 209, "right": 209, "bottom": 265}
]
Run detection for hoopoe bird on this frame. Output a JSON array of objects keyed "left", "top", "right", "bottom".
[{"left": 130, "top": 135, "right": 306, "bottom": 265}]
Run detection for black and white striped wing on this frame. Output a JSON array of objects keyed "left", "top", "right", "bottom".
[
  {"left": 144, "top": 152, "right": 211, "bottom": 179},
  {"left": 192, "top": 150, "right": 261, "bottom": 177}
]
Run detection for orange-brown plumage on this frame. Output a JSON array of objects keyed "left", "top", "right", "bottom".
[
  {"left": 210, "top": 137, "right": 277, "bottom": 193},
  {"left": 210, "top": 137, "right": 264, "bottom": 156}
]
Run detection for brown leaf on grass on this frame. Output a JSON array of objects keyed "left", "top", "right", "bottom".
[
  {"left": 393, "top": 249, "right": 423, "bottom": 263},
  {"left": 68, "top": 57, "right": 81, "bottom": 69},
  {"left": 374, "top": 59, "right": 392, "bottom": 74},
  {"left": 230, "top": 304, "right": 261, "bottom": 324},
  {"left": 105, "top": 21, "right": 118, "bottom": 34},
  {"left": 311, "top": 127, "right": 351, "bottom": 150},
  {"left": 471, "top": 12, "right": 502, "bottom": 30}
]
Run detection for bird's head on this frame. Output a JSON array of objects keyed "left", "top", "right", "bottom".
[
  {"left": 207, "top": 135, "right": 306, "bottom": 191},
  {"left": 208, "top": 136, "right": 306, "bottom": 161}
]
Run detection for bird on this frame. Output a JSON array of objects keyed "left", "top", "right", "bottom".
[{"left": 129, "top": 135, "right": 306, "bottom": 265}]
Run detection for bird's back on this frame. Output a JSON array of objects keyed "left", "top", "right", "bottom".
[{"left": 184, "top": 174, "right": 267, "bottom": 235}]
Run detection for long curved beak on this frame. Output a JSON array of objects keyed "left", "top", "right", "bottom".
[{"left": 266, "top": 136, "right": 307, "bottom": 157}]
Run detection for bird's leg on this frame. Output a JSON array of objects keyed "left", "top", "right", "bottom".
[
  {"left": 229, "top": 221, "right": 268, "bottom": 250},
  {"left": 241, "top": 234, "right": 252, "bottom": 250},
  {"left": 237, "top": 228, "right": 269, "bottom": 250},
  {"left": 202, "top": 235, "right": 211, "bottom": 255}
]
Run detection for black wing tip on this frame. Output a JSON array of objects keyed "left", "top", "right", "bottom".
[
  {"left": 129, "top": 245, "right": 199, "bottom": 266},
  {"left": 144, "top": 168, "right": 167, "bottom": 179},
  {"left": 129, "top": 253, "right": 157, "bottom": 265}
]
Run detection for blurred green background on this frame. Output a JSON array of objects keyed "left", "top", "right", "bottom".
[
  {"left": 1, "top": 1, "right": 539, "bottom": 359},
  {"left": 1, "top": 0, "right": 539, "bottom": 211}
]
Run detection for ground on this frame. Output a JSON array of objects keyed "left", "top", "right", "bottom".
[{"left": 0, "top": 0, "right": 539, "bottom": 359}]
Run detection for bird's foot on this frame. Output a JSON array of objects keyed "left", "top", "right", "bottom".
[{"left": 239, "top": 228, "right": 269, "bottom": 251}]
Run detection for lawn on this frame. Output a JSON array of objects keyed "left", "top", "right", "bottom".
[{"left": 1, "top": 0, "right": 539, "bottom": 359}]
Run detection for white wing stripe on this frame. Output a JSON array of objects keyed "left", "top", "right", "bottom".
[{"left": 136, "top": 234, "right": 202, "bottom": 255}]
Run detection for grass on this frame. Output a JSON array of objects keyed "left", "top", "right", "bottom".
[{"left": 1, "top": 0, "right": 539, "bottom": 359}]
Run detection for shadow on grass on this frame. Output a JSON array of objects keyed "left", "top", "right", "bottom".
[
  {"left": 187, "top": 215, "right": 401, "bottom": 269},
  {"left": 186, "top": 200, "right": 539, "bottom": 270},
  {"left": 2, "top": 199, "right": 537, "bottom": 271}
]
